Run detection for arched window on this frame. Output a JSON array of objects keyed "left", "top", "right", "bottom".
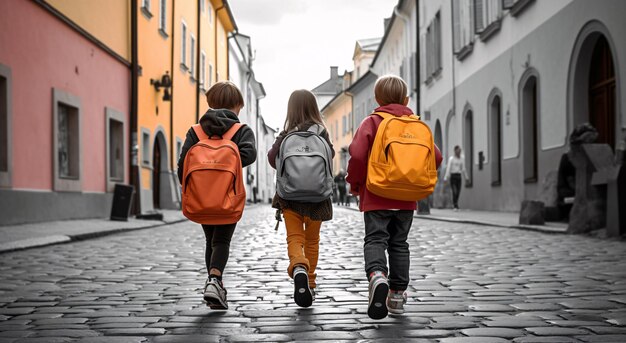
[
  {"left": 488, "top": 90, "right": 502, "bottom": 186},
  {"left": 463, "top": 107, "right": 474, "bottom": 186},
  {"left": 520, "top": 72, "right": 539, "bottom": 182}
]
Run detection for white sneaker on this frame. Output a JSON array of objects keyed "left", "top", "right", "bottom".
[
  {"left": 203, "top": 277, "right": 228, "bottom": 310},
  {"left": 293, "top": 266, "right": 313, "bottom": 307},
  {"left": 387, "top": 291, "right": 407, "bottom": 314},
  {"left": 367, "top": 271, "right": 389, "bottom": 319}
]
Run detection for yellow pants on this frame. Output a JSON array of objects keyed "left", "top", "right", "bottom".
[{"left": 283, "top": 209, "right": 321, "bottom": 289}]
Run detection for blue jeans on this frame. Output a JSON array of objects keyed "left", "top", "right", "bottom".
[{"left": 364, "top": 210, "right": 413, "bottom": 291}]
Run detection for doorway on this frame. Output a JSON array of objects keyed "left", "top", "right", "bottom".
[{"left": 588, "top": 36, "right": 616, "bottom": 149}]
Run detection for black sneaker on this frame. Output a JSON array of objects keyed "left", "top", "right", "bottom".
[
  {"left": 293, "top": 266, "right": 313, "bottom": 307},
  {"left": 203, "top": 277, "right": 228, "bottom": 310},
  {"left": 367, "top": 271, "right": 389, "bottom": 319}
]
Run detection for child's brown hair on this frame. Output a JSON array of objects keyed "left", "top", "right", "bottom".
[
  {"left": 374, "top": 75, "right": 408, "bottom": 106},
  {"left": 284, "top": 89, "right": 326, "bottom": 132},
  {"left": 205, "top": 81, "right": 244, "bottom": 110}
]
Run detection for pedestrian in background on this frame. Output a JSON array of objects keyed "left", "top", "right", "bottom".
[
  {"left": 334, "top": 169, "right": 347, "bottom": 205},
  {"left": 177, "top": 81, "right": 257, "bottom": 309},
  {"left": 347, "top": 75, "right": 442, "bottom": 319},
  {"left": 268, "top": 89, "right": 335, "bottom": 308},
  {"left": 443, "top": 145, "right": 469, "bottom": 211}
]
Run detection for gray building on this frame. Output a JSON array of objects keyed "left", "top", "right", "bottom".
[{"left": 420, "top": 0, "right": 625, "bottom": 211}]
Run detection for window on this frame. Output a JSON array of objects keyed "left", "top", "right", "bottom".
[
  {"left": 141, "top": 0, "right": 152, "bottom": 18},
  {"left": 181, "top": 21, "right": 187, "bottom": 69},
  {"left": 453, "top": 0, "right": 475, "bottom": 60},
  {"left": 200, "top": 51, "right": 206, "bottom": 89},
  {"left": 176, "top": 138, "right": 183, "bottom": 162},
  {"left": 199, "top": 0, "right": 205, "bottom": 12},
  {"left": 53, "top": 89, "right": 82, "bottom": 192},
  {"left": 425, "top": 11, "right": 442, "bottom": 82},
  {"left": 503, "top": 0, "right": 534, "bottom": 17},
  {"left": 463, "top": 109, "right": 474, "bottom": 187},
  {"left": 521, "top": 74, "right": 539, "bottom": 182},
  {"left": 190, "top": 34, "right": 196, "bottom": 77},
  {"left": 141, "top": 129, "right": 151, "bottom": 167},
  {"left": 208, "top": 2, "right": 213, "bottom": 23},
  {"left": 0, "top": 64, "right": 11, "bottom": 188},
  {"left": 159, "top": 0, "right": 167, "bottom": 35},
  {"left": 106, "top": 108, "right": 125, "bottom": 192},
  {"left": 209, "top": 63, "right": 213, "bottom": 87},
  {"left": 342, "top": 115, "right": 346, "bottom": 136},
  {"left": 474, "top": 0, "right": 501, "bottom": 41},
  {"left": 334, "top": 120, "right": 338, "bottom": 141},
  {"left": 489, "top": 92, "right": 502, "bottom": 186}
]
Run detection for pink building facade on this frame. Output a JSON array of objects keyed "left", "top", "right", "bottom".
[{"left": 0, "top": 0, "right": 131, "bottom": 224}]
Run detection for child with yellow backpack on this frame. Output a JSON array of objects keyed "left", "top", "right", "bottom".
[{"left": 347, "top": 75, "right": 442, "bottom": 319}]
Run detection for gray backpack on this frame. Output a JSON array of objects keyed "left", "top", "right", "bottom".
[{"left": 276, "top": 124, "right": 334, "bottom": 202}]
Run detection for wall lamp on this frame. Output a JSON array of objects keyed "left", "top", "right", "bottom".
[{"left": 150, "top": 71, "right": 172, "bottom": 101}]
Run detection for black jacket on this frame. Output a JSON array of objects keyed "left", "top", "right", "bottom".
[{"left": 177, "top": 109, "right": 257, "bottom": 184}]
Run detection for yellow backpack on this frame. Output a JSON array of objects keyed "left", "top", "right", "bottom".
[{"left": 366, "top": 112, "right": 438, "bottom": 201}]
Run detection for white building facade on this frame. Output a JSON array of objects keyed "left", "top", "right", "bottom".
[
  {"left": 228, "top": 33, "right": 275, "bottom": 203},
  {"left": 420, "top": 0, "right": 625, "bottom": 211}
]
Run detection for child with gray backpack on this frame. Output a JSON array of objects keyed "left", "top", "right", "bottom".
[{"left": 267, "top": 89, "right": 335, "bottom": 307}]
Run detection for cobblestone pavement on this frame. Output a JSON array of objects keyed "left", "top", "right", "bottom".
[{"left": 1, "top": 206, "right": 625, "bottom": 342}]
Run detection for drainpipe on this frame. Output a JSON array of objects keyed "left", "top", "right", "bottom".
[
  {"left": 214, "top": 3, "right": 225, "bottom": 83},
  {"left": 130, "top": 0, "right": 140, "bottom": 214},
  {"left": 415, "top": 0, "right": 421, "bottom": 112},
  {"left": 195, "top": 0, "right": 201, "bottom": 122},
  {"left": 170, "top": 0, "right": 175, "bottom": 176},
  {"left": 394, "top": 3, "right": 412, "bottom": 106},
  {"left": 449, "top": 0, "right": 457, "bottom": 159}
]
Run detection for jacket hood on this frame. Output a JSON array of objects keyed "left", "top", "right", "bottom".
[
  {"left": 199, "top": 109, "right": 241, "bottom": 136},
  {"left": 373, "top": 104, "right": 414, "bottom": 117}
]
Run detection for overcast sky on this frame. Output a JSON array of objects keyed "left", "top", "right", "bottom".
[{"left": 229, "top": 0, "right": 398, "bottom": 130}]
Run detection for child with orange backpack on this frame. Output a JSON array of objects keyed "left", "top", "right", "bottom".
[
  {"left": 177, "top": 81, "right": 256, "bottom": 309},
  {"left": 268, "top": 89, "right": 335, "bottom": 307},
  {"left": 347, "top": 75, "right": 442, "bottom": 319}
]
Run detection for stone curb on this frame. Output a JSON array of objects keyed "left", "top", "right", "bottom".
[
  {"left": 0, "top": 218, "right": 188, "bottom": 254},
  {"left": 339, "top": 205, "right": 567, "bottom": 235}
]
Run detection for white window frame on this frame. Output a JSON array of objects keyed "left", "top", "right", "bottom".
[
  {"left": 200, "top": 51, "right": 206, "bottom": 89},
  {"left": 105, "top": 107, "right": 126, "bottom": 192},
  {"left": 53, "top": 88, "right": 82, "bottom": 192},
  {"left": 190, "top": 34, "right": 196, "bottom": 77},
  {"left": 453, "top": 0, "right": 475, "bottom": 60},
  {"left": 141, "top": 128, "right": 151, "bottom": 167},
  {"left": 209, "top": 63, "right": 213, "bottom": 87},
  {"left": 159, "top": 0, "right": 167, "bottom": 36},
  {"left": 141, "top": 0, "right": 152, "bottom": 18},
  {"left": 474, "top": 0, "right": 502, "bottom": 41},
  {"left": 181, "top": 20, "right": 188, "bottom": 70},
  {"left": 0, "top": 64, "right": 12, "bottom": 188}
]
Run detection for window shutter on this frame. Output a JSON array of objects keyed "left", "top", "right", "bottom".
[
  {"left": 435, "top": 13, "right": 442, "bottom": 71},
  {"left": 452, "top": 0, "right": 461, "bottom": 53},
  {"left": 420, "top": 33, "right": 426, "bottom": 83},
  {"left": 502, "top": 0, "right": 515, "bottom": 9},
  {"left": 474, "top": 0, "right": 484, "bottom": 32}
]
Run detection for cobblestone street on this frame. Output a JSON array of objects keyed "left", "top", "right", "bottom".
[{"left": 1, "top": 205, "right": 626, "bottom": 342}]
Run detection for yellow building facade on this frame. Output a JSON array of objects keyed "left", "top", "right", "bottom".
[
  {"left": 322, "top": 90, "right": 353, "bottom": 174},
  {"left": 134, "top": 0, "right": 237, "bottom": 213}
]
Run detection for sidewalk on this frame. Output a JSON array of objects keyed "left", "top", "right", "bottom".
[
  {"left": 341, "top": 202, "right": 568, "bottom": 234},
  {"left": 0, "top": 210, "right": 188, "bottom": 253}
]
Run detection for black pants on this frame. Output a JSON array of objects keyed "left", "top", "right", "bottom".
[
  {"left": 364, "top": 210, "right": 413, "bottom": 291},
  {"left": 338, "top": 189, "right": 347, "bottom": 205},
  {"left": 201, "top": 223, "right": 236, "bottom": 274},
  {"left": 450, "top": 173, "right": 462, "bottom": 208}
]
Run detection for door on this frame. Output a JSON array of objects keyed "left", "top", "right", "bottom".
[
  {"left": 153, "top": 140, "right": 161, "bottom": 209},
  {"left": 588, "top": 36, "right": 616, "bottom": 149}
]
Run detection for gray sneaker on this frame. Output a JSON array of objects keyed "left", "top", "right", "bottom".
[
  {"left": 293, "top": 266, "right": 313, "bottom": 307},
  {"left": 367, "top": 271, "right": 389, "bottom": 319},
  {"left": 387, "top": 291, "right": 407, "bottom": 314},
  {"left": 203, "top": 277, "right": 228, "bottom": 310}
]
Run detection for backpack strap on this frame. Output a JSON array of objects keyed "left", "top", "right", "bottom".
[
  {"left": 372, "top": 112, "right": 420, "bottom": 121},
  {"left": 192, "top": 123, "right": 244, "bottom": 141},
  {"left": 192, "top": 124, "right": 209, "bottom": 140},
  {"left": 307, "top": 123, "right": 322, "bottom": 135},
  {"left": 222, "top": 123, "right": 244, "bottom": 141}
]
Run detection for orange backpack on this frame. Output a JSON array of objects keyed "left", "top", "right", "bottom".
[
  {"left": 366, "top": 112, "right": 438, "bottom": 201},
  {"left": 181, "top": 123, "right": 246, "bottom": 224}
]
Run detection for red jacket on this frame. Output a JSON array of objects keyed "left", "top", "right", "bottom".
[{"left": 346, "top": 104, "right": 443, "bottom": 212}]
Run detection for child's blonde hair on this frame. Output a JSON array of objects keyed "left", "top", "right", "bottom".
[
  {"left": 205, "top": 81, "right": 244, "bottom": 110},
  {"left": 284, "top": 89, "right": 326, "bottom": 132},
  {"left": 374, "top": 75, "right": 408, "bottom": 106}
]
